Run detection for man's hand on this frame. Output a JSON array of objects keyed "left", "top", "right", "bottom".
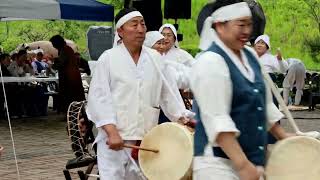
[
  {"left": 103, "top": 124, "right": 124, "bottom": 151},
  {"left": 238, "top": 160, "right": 262, "bottom": 180},
  {"left": 178, "top": 116, "right": 190, "bottom": 125}
]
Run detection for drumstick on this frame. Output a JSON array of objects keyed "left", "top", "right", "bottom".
[
  {"left": 263, "top": 71, "right": 320, "bottom": 139},
  {"left": 123, "top": 144, "right": 159, "bottom": 153},
  {"left": 262, "top": 71, "right": 301, "bottom": 133}
]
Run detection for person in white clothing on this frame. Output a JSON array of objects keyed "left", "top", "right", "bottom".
[
  {"left": 144, "top": 31, "right": 192, "bottom": 123},
  {"left": 191, "top": 1, "right": 292, "bottom": 180},
  {"left": 144, "top": 31, "right": 166, "bottom": 55},
  {"left": 254, "top": 34, "right": 288, "bottom": 79},
  {"left": 282, "top": 58, "right": 306, "bottom": 105},
  {"left": 144, "top": 31, "right": 191, "bottom": 90},
  {"left": 159, "top": 24, "right": 195, "bottom": 67},
  {"left": 254, "top": 34, "right": 289, "bottom": 143},
  {"left": 86, "top": 8, "right": 193, "bottom": 180}
]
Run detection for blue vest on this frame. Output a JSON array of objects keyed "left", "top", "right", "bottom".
[{"left": 193, "top": 43, "right": 268, "bottom": 166}]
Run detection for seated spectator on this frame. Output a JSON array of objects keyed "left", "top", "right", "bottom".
[
  {"left": 31, "top": 49, "right": 48, "bottom": 75},
  {"left": 8, "top": 50, "right": 33, "bottom": 77},
  {"left": 0, "top": 53, "right": 12, "bottom": 76}
]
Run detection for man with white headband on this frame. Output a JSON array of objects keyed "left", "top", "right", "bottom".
[
  {"left": 191, "top": 1, "right": 292, "bottom": 179},
  {"left": 86, "top": 8, "right": 193, "bottom": 180}
]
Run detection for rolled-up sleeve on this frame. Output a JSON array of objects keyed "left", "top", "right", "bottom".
[
  {"left": 86, "top": 52, "right": 116, "bottom": 128},
  {"left": 190, "top": 52, "right": 240, "bottom": 145}
]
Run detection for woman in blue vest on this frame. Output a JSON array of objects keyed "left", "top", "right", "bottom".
[{"left": 190, "top": 1, "right": 293, "bottom": 179}]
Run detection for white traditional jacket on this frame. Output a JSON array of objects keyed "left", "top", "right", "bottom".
[
  {"left": 163, "top": 47, "right": 195, "bottom": 67},
  {"left": 86, "top": 43, "right": 187, "bottom": 142},
  {"left": 259, "top": 52, "right": 288, "bottom": 74}
]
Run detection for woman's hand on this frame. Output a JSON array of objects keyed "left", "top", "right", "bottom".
[{"left": 238, "top": 160, "right": 262, "bottom": 180}]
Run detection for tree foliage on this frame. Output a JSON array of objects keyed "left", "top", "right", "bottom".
[{"left": 0, "top": 0, "right": 320, "bottom": 69}]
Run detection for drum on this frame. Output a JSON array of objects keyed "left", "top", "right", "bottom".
[
  {"left": 265, "top": 136, "right": 320, "bottom": 180},
  {"left": 138, "top": 122, "right": 193, "bottom": 180}
]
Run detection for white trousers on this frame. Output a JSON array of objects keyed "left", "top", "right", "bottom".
[
  {"left": 193, "top": 157, "right": 264, "bottom": 180},
  {"left": 282, "top": 63, "right": 306, "bottom": 105},
  {"left": 97, "top": 139, "right": 144, "bottom": 180}
]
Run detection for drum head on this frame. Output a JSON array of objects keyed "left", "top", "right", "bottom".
[
  {"left": 139, "top": 122, "right": 193, "bottom": 180},
  {"left": 265, "top": 136, "right": 320, "bottom": 180}
]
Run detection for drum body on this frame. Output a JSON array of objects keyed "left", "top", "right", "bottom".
[
  {"left": 139, "top": 122, "right": 193, "bottom": 180},
  {"left": 265, "top": 136, "right": 320, "bottom": 180}
]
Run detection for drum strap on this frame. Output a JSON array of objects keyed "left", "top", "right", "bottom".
[
  {"left": 131, "top": 140, "right": 141, "bottom": 160},
  {"left": 212, "top": 147, "right": 229, "bottom": 159}
]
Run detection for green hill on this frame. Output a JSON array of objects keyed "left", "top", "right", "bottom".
[
  {"left": 1, "top": 0, "right": 319, "bottom": 70},
  {"left": 172, "top": 0, "right": 320, "bottom": 70}
]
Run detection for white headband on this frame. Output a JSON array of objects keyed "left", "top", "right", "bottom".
[
  {"left": 144, "top": 31, "right": 164, "bottom": 48},
  {"left": 113, "top": 11, "right": 143, "bottom": 47},
  {"left": 211, "top": 2, "right": 251, "bottom": 23},
  {"left": 254, "top": 34, "right": 271, "bottom": 49},
  {"left": 159, "top": 24, "right": 179, "bottom": 47},
  {"left": 199, "top": 2, "right": 252, "bottom": 50}
]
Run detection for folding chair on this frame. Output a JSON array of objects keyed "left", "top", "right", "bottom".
[{"left": 308, "top": 74, "right": 320, "bottom": 110}]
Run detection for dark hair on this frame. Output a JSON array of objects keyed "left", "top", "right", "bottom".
[
  {"left": 115, "top": 8, "right": 138, "bottom": 25},
  {"left": 0, "top": 53, "right": 9, "bottom": 61},
  {"left": 17, "top": 50, "right": 27, "bottom": 58},
  {"left": 11, "top": 53, "right": 17, "bottom": 61},
  {"left": 50, "top": 35, "right": 66, "bottom": 49}
]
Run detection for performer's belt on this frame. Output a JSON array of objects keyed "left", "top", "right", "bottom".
[{"left": 212, "top": 147, "right": 229, "bottom": 159}]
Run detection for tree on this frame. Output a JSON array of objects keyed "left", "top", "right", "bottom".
[
  {"left": 302, "top": 0, "right": 320, "bottom": 62},
  {"left": 98, "top": 0, "right": 123, "bottom": 9},
  {"left": 303, "top": 0, "right": 320, "bottom": 33}
]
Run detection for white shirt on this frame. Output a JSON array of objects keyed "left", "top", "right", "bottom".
[
  {"left": 286, "top": 58, "right": 304, "bottom": 68},
  {"left": 163, "top": 60, "right": 191, "bottom": 90},
  {"left": 259, "top": 52, "right": 288, "bottom": 74},
  {"left": 163, "top": 47, "right": 195, "bottom": 67},
  {"left": 190, "top": 36, "right": 283, "bottom": 169},
  {"left": 86, "top": 43, "right": 188, "bottom": 141}
]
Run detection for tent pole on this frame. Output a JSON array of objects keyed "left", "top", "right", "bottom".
[{"left": 5, "top": 21, "right": 9, "bottom": 38}]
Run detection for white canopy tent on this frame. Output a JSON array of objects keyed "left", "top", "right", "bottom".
[{"left": 0, "top": 0, "right": 114, "bottom": 22}]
